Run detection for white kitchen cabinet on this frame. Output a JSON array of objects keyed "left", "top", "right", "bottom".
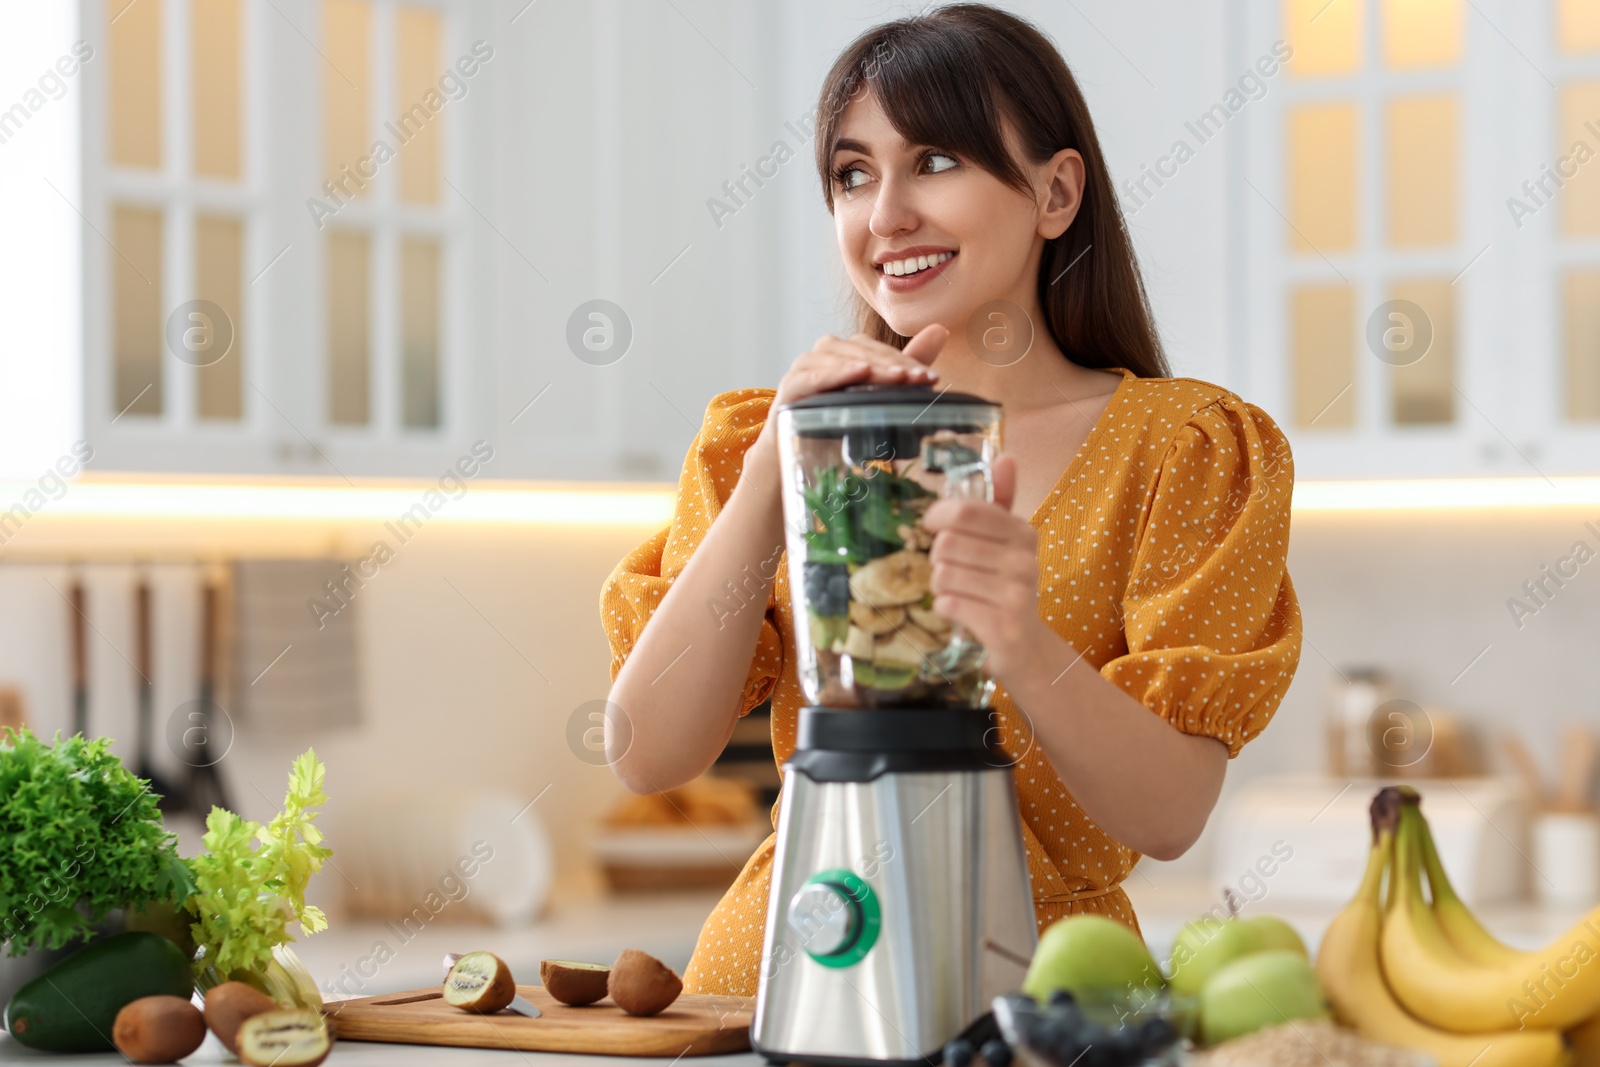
[
  {"left": 1501, "top": 1, "right": 1600, "bottom": 476},
  {"left": 485, "top": 0, "right": 791, "bottom": 482},
  {"left": 68, "top": 0, "right": 800, "bottom": 482},
  {"left": 78, "top": 0, "right": 501, "bottom": 478},
  {"left": 1240, "top": 0, "right": 1600, "bottom": 480}
]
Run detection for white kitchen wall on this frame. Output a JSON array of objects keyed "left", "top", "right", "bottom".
[
  {"left": 1142, "top": 504, "right": 1600, "bottom": 888},
  {"left": 0, "top": 519, "right": 657, "bottom": 908}
]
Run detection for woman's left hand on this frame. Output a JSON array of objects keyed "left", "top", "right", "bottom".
[{"left": 922, "top": 453, "right": 1057, "bottom": 680}]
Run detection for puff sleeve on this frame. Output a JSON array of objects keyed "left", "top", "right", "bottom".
[
  {"left": 1099, "top": 396, "right": 1302, "bottom": 759},
  {"left": 599, "top": 387, "right": 784, "bottom": 718}
]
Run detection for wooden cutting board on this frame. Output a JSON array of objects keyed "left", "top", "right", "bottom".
[{"left": 325, "top": 985, "right": 755, "bottom": 1056}]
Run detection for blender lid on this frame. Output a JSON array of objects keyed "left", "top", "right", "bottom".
[
  {"left": 777, "top": 383, "right": 996, "bottom": 456},
  {"left": 774, "top": 382, "right": 996, "bottom": 414}
]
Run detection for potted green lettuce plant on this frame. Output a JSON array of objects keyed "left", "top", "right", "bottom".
[{"left": 0, "top": 728, "right": 188, "bottom": 1005}]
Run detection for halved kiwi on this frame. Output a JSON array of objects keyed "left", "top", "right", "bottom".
[
  {"left": 540, "top": 959, "right": 611, "bottom": 1006},
  {"left": 443, "top": 951, "right": 516, "bottom": 1014},
  {"left": 236, "top": 1009, "right": 332, "bottom": 1067}
]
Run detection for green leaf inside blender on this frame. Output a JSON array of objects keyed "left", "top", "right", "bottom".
[
  {"left": 798, "top": 461, "right": 985, "bottom": 704},
  {"left": 800, "top": 464, "right": 933, "bottom": 565}
]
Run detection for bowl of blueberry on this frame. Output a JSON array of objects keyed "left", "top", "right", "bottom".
[{"left": 979, "top": 988, "right": 1197, "bottom": 1066}]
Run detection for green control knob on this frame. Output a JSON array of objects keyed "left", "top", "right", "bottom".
[{"left": 786, "top": 868, "right": 881, "bottom": 967}]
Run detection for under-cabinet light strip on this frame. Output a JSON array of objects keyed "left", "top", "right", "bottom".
[
  {"left": 3, "top": 476, "right": 1600, "bottom": 523},
  {"left": 0, "top": 480, "right": 677, "bottom": 525},
  {"left": 1290, "top": 477, "right": 1600, "bottom": 512}
]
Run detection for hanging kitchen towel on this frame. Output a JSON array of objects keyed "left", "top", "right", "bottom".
[{"left": 229, "top": 560, "right": 362, "bottom": 734}]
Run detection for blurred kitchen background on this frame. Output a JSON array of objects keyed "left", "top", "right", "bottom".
[{"left": 1, "top": 0, "right": 1599, "bottom": 992}]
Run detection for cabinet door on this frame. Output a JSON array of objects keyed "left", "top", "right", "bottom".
[
  {"left": 1504, "top": 0, "right": 1600, "bottom": 474},
  {"left": 82, "top": 0, "right": 491, "bottom": 478},
  {"left": 1243, "top": 0, "right": 1530, "bottom": 480},
  {"left": 487, "top": 0, "right": 791, "bottom": 482}
]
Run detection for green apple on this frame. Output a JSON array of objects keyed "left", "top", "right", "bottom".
[
  {"left": 1168, "top": 914, "right": 1307, "bottom": 996},
  {"left": 1198, "top": 949, "right": 1329, "bottom": 1047},
  {"left": 1169, "top": 917, "right": 1245, "bottom": 997},
  {"left": 1021, "top": 915, "right": 1164, "bottom": 1002},
  {"left": 1243, "top": 915, "right": 1307, "bottom": 957}
]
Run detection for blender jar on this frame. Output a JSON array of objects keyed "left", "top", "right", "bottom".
[{"left": 775, "top": 383, "right": 1003, "bottom": 709}]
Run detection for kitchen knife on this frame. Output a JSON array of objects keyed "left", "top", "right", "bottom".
[
  {"left": 507, "top": 995, "right": 544, "bottom": 1020},
  {"left": 186, "top": 576, "right": 233, "bottom": 814},
  {"left": 443, "top": 952, "right": 542, "bottom": 1019},
  {"left": 134, "top": 576, "right": 190, "bottom": 815},
  {"left": 68, "top": 578, "right": 87, "bottom": 737}
]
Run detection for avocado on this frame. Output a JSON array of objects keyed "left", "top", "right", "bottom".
[{"left": 4, "top": 931, "right": 194, "bottom": 1052}]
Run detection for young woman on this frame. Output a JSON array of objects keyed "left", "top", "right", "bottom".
[{"left": 600, "top": 3, "right": 1302, "bottom": 997}]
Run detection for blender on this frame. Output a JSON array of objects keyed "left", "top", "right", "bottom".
[{"left": 751, "top": 383, "right": 1037, "bottom": 1066}]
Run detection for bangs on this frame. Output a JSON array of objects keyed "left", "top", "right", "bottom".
[{"left": 817, "top": 25, "right": 1031, "bottom": 208}]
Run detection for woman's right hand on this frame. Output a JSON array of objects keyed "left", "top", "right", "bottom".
[
  {"left": 744, "top": 323, "right": 950, "bottom": 479},
  {"left": 770, "top": 322, "right": 948, "bottom": 410}
]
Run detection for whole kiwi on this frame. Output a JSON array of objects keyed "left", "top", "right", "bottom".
[
  {"left": 607, "top": 949, "right": 683, "bottom": 1016},
  {"left": 113, "top": 995, "right": 207, "bottom": 1064},
  {"left": 540, "top": 959, "right": 611, "bottom": 1006},
  {"left": 204, "top": 981, "right": 280, "bottom": 1054}
]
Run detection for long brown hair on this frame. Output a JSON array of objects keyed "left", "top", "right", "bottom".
[{"left": 813, "top": 3, "right": 1171, "bottom": 379}]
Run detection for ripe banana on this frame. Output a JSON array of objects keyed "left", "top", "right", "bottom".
[
  {"left": 1415, "top": 803, "right": 1600, "bottom": 1053},
  {"left": 1571, "top": 1012, "right": 1600, "bottom": 1063},
  {"left": 1380, "top": 800, "right": 1600, "bottom": 1033},
  {"left": 1414, "top": 808, "right": 1521, "bottom": 966},
  {"left": 1316, "top": 826, "right": 1570, "bottom": 1067}
]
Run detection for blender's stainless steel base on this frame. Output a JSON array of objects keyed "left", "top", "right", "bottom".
[{"left": 751, "top": 708, "right": 1037, "bottom": 1066}]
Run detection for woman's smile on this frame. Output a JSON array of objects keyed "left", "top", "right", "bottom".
[{"left": 876, "top": 248, "right": 958, "bottom": 291}]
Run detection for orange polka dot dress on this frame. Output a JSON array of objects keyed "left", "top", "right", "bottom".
[{"left": 599, "top": 366, "right": 1303, "bottom": 997}]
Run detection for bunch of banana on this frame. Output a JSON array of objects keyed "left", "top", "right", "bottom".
[
  {"left": 1316, "top": 787, "right": 1571, "bottom": 1067},
  {"left": 1378, "top": 786, "right": 1600, "bottom": 1038}
]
